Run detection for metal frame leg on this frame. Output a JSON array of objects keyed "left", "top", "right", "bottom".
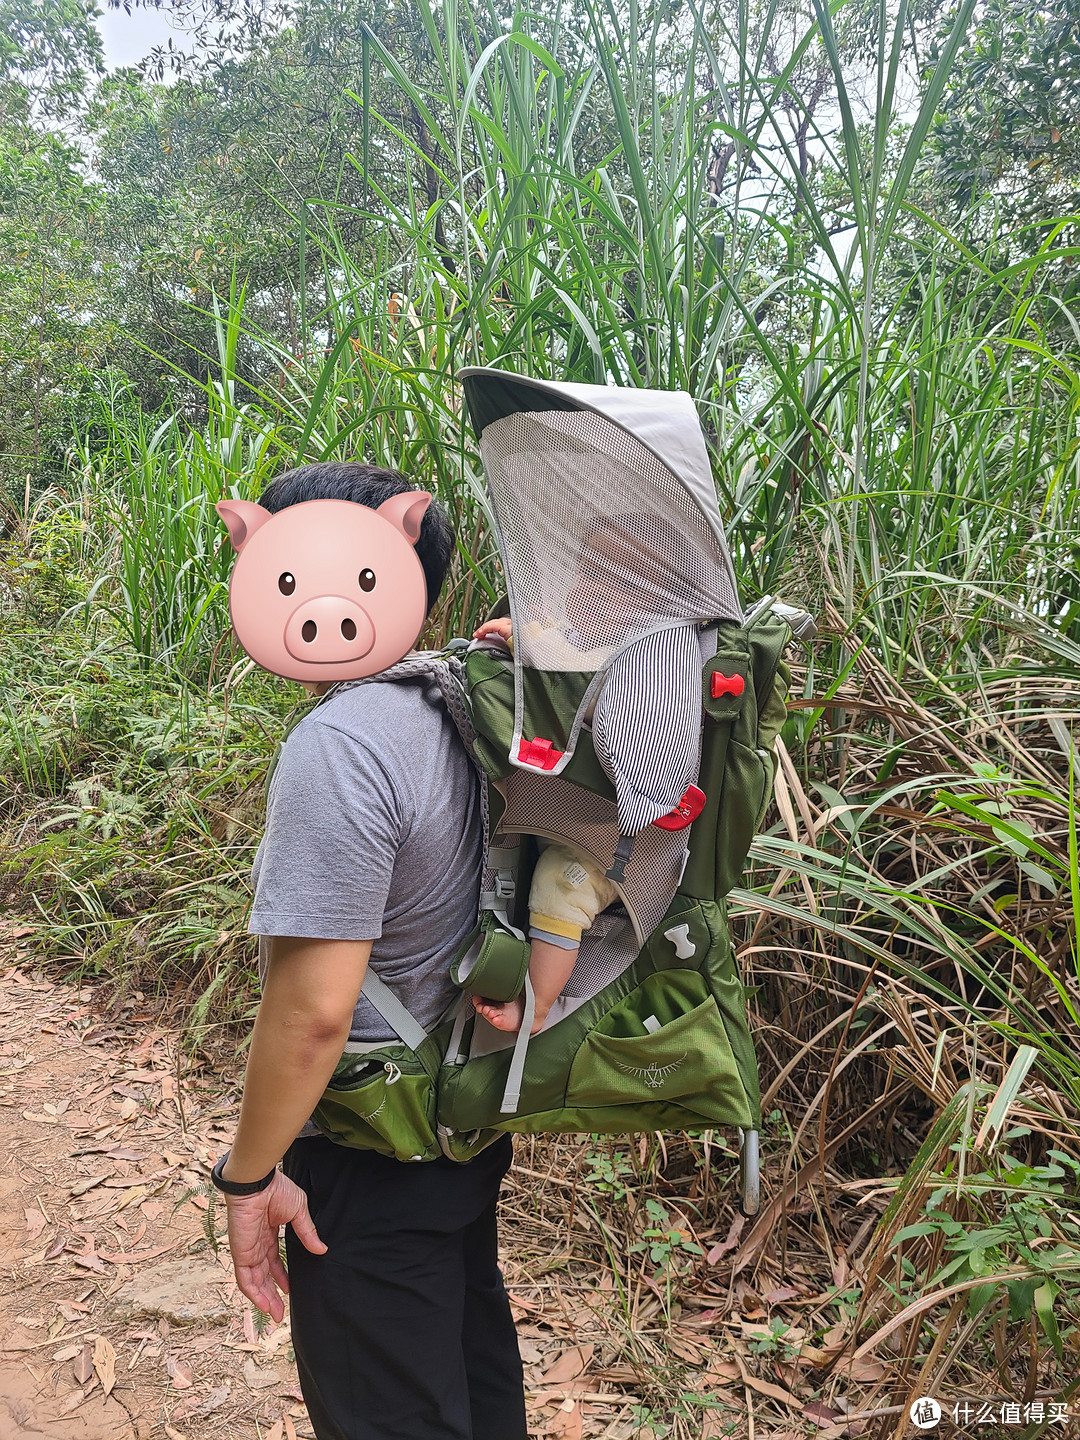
[{"left": 738, "top": 1128, "right": 760, "bottom": 1217}]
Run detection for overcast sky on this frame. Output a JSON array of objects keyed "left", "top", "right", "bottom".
[{"left": 97, "top": 6, "right": 199, "bottom": 71}]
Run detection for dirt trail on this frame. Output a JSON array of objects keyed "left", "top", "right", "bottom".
[
  {"left": 0, "top": 938, "right": 761, "bottom": 1440},
  {"left": 0, "top": 948, "right": 313, "bottom": 1440}
]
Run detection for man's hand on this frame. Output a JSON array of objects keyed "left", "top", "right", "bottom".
[{"left": 225, "top": 1172, "right": 327, "bottom": 1321}]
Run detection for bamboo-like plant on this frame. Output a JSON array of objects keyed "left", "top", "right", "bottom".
[{"left": 4, "top": 0, "right": 1079, "bottom": 1421}]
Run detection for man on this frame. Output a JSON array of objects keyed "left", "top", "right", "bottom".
[{"left": 212, "top": 463, "right": 528, "bottom": 1440}]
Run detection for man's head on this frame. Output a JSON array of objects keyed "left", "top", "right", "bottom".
[
  {"left": 216, "top": 462, "right": 455, "bottom": 683},
  {"left": 259, "top": 463, "right": 455, "bottom": 618}
]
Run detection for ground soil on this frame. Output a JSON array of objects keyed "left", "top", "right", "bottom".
[
  {"left": 0, "top": 951, "right": 685, "bottom": 1440},
  {"left": 0, "top": 949, "right": 309, "bottom": 1440},
  {"left": 0, "top": 934, "right": 824, "bottom": 1440}
]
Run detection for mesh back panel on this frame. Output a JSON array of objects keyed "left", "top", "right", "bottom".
[
  {"left": 481, "top": 411, "right": 739, "bottom": 671},
  {"left": 562, "top": 908, "right": 641, "bottom": 998},
  {"left": 501, "top": 769, "right": 687, "bottom": 943}
]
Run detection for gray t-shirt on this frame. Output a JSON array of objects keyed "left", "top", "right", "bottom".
[{"left": 249, "top": 674, "right": 482, "bottom": 1044}]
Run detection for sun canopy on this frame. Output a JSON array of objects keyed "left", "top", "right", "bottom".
[
  {"left": 458, "top": 365, "right": 745, "bottom": 841},
  {"left": 458, "top": 368, "right": 741, "bottom": 667},
  {"left": 460, "top": 369, "right": 732, "bottom": 557}
]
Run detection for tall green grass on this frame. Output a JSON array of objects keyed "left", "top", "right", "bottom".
[
  {"left": 65, "top": 0, "right": 1079, "bottom": 681},
  {"left": 3, "top": 0, "right": 1079, "bottom": 1416}
]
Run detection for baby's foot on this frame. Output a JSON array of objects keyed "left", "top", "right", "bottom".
[
  {"left": 472, "top": 994, "right": 525, "bottom": 1031},
  {"left": 470, "top": 995, "right": 550, "bottom": 1035}
]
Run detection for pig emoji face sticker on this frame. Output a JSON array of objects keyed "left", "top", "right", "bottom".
[{"left": 216, "top": 492, "right": 432, "bottom": 681}]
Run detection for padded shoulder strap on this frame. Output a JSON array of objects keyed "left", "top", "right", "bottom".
[
  {"left": 293, "top": 655, "right": 501, "bottom": 1011},
  {"left": 329, "top": 650, "right": 478, "bottom": 758}
]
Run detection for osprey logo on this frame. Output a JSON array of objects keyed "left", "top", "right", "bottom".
[{"left": 617, "top": 1054, "right": 687, "bottom": 1089}]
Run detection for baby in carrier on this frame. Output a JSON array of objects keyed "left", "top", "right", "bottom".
[{"left": 470, "top": 516, "right": 704, "bottom": 1034}]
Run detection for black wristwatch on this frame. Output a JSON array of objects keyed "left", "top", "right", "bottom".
[{"left": 210, "top": 1150, "right": 277, "bottom": 1197}]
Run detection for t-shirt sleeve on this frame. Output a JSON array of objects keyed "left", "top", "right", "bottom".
[{"left": 248, "top": 716, "right": 410, "bottom": 940}]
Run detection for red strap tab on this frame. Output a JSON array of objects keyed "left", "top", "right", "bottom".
[
  {"left": 517, "top": 736, "right": 565, "bottom": 771},
  {"left": 711, "top": 670, "right": 745, "bottom": 699},
  {"left": 653, "top": 784, "right": 707, "bottom": 830}
]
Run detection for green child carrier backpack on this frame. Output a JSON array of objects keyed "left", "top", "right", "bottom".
[{"left": 309, "top": 369, "right": 814, "bottom": 1217}]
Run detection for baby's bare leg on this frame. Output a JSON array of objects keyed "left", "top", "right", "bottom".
[{"left": 471, "top": 938, "right": 580, "bottom": 1035}]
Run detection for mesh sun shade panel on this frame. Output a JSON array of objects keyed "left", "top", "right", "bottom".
[
  {"left": 480, "top": 410, "right": 739, "bottom": 674},
  {"left": 500, "top": 769, "right": 688, "bottom": 945}
]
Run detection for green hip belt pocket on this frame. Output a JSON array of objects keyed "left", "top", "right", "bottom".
[
  {"left": 312, "top": 1038, "right": 442, "bottom": 1162},
  {"left": 566, "top": 969, "right": 753, "bottom": 1124}
]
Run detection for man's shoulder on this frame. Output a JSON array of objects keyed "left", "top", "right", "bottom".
[
  {"left": 293, "top": 674, "right": 476, "bottom": 786},
  {"left": 270, "top": 676, "right": 462, "bottom": 811},
  {"left": 304, "top": 676, "right": 446, "bottom": 740}
]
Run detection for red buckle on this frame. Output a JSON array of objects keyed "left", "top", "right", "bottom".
[
  {"left": 711, "top": 671, "right": 745, "bottom": 698},
  {"left": 653, "top": 784, "right": 706, "bottom": 830},
  {"left": 517, "top": 736, "right": 564, "bottom": 771}
]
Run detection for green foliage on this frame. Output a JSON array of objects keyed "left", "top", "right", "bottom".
[
  {"left": 0, "top": 0, "right": 1078, "bottom": 1423},
  {"left": 0, "top": 123, "right": 115, "bottom": 489},
  {"left": 628, "top": 1198, "right": 705, "bottom": 1271},
  {"left": 0, "top": 0, "right": 103, "bottom": 116},
  {"left": 879, "top": 1140, "right": 1080, "bottom": 1357},
  {"left": 934, "top": 0, "right": 1080, "bottom": 225},
  {"left": 0, "top": 595, "right": 293, "bottom": 1032},
  {"left": 745, "top": 1316, "right": 800, "bottom": 1357},
  {"left": 583, "top": 1141, "right": 636, "bottom": 1197}
]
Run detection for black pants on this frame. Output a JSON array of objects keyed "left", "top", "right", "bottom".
[{"left": 282, "top": 1133, "right": 527, "bottom": 1440}]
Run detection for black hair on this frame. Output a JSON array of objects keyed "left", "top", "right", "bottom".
[{"left": 259, "top": 462, "right": 455, "bottom": 616}]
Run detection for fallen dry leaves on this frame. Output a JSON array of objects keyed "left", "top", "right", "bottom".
[
  {"left": 0, "top": 944, "right": 923, "bottom": 1440},
  {"left": 542, "top": 1343, "right": 595, "bottom": 1385},
  {"left": 93, "top": 1334, "right": 117, "bottom": 1396},
  {"left": 73, "top": 1344, "right": 95, "bottom": 1385}
]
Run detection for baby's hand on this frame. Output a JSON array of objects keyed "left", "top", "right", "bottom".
[{"left": 473, "top": 617, "right": 513, "bottom": 645}]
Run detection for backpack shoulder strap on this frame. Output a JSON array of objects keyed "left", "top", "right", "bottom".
[
  {"left": 359, "top": 969, "right": 429, "bottom": 1051},
  {"left": 330, "top": 648, "right": 479, "bottom": 760},
  {"left": 327, "top": 647, "right": 504, "bottom": 890}
]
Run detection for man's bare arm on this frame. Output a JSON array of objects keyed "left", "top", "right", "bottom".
[{"left": 221, "top": 936, "right": 372, "bottom": 1183}]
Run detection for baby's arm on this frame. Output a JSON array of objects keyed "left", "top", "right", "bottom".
[{"left": 473, "top": 616, "right": 513, "bottom": 648}]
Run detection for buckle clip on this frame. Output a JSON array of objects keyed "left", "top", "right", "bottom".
[
  {"left": 517, "top": 736, "right": 564, "bottom": 770},
  {"left": 711, "top": 671, "right": 745, "bottom": 699},
  {"left": 653, "top": 784, "right": 707, "bottom": 831}
]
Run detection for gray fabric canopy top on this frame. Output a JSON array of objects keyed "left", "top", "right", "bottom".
[{"left": 458, "top": 367, "right": 742, "bottom": 836}]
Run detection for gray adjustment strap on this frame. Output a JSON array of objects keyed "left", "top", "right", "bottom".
[
  {"left": 479, "top": 840, "right": 524, "bottom": 938},
  {"left": 443, "top": 994, "right": 472, "bottom": 1068},
  {"left": 499, "top": 975, "right": 536, "bottom": 1115},
  {"left": 494, "top": 913, "right": 525, "bottom": 943},
  {"left": 360, "top": 969, "right": 428, "bottom": 1052},
  {"left": 486, "top": 844, "right": 521, "bottom": 874},
  {"left": 605, "top": 832, "right": 635, "bottom": 884}
]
